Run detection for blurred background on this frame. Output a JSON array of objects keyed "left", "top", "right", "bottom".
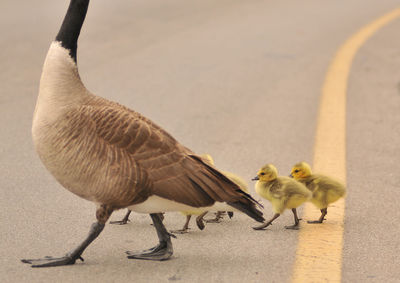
[{"left": 1, "top": 0, "right": 399, "bottom": 282}]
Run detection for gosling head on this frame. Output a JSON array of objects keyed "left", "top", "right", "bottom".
[
  {"left": 252, "top": 164, "right": 278, "bottom": 182},
  {"left": 290, "top": 162, "right": 312, "bottom": 179}
]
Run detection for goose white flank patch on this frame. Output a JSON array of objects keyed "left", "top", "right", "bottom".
[{"left": 22, "top": 0, "right": 264, "bottom": 267}]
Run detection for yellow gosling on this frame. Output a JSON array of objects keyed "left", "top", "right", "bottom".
[
  {"left": 290, "top": 161, "right": 346, "bottom": 223},
  {"left": 173, "top": 154, "right": 250, "bottom": 233},
  {"left": 253, "top": 164, "right": 311, "bottom": 230}
]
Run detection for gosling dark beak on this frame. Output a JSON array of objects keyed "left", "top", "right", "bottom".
[
  {"left": 252, "top": 176, "right": 259, "bottom": 181},
  {"left": 289, "top": 174, "right": 294, "bottom": 178}
]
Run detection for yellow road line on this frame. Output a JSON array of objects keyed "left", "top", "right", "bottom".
[{"left": 291, "top": 7, "right": 400, "bottom": 283}]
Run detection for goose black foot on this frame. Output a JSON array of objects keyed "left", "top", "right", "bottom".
[
  {"left": 126, "top": 213, "right": 173, "bottom": 261},
  {"left": 126, "top": 240, "right": 172, "bottom": 261},
  {"left": 21, "top": 254, "right": 84, "bottom": 268},
  {"left": 21, "top": 216, "right": 107, "bottom": 268}
]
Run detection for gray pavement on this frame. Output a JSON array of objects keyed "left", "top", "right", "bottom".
[{"left": 1, "top": 0, "right": 399, "bottom": 282}]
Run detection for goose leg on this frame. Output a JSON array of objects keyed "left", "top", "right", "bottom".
[
  {"left": 195, "top": 211, "right": 209, "bottom": 230},
  {"left": 308, "top": 208, "right": 327, "bottom": 224},
  {"left": 110, "top": 209, "right": 132, "bottom": 225},
  {"left": 253, "top": 213, "right": 280, "bottom": 230},
  {"left": 126, "top": 213, "right": 173, "bottom": 261},
  {"left": 285, "top": 208, "right": 301, "bottom": 230},
  {"left": 21, "top": 204, "right": 113, "bottom": 267},
  {"left": 171, "top": 215, "right": 191, "bottom": 234}
]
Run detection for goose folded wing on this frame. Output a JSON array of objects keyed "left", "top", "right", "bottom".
[{"left": 85, "top": 104, "right": 251, "bottom": 208}]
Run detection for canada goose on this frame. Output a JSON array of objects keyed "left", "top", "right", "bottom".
[
  {"left": 252, "top": 164, "right": 311, "bottom": 230},
  {"left": 21, "top": 0, "right": 264, "bottom": 267},
  {"left": 171, "top": 154, "right": 249, "bottom": 234},
  {"left": 290, "top": 162, "right": 346, "bottom": 223}
]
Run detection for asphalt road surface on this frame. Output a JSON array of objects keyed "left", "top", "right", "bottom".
[{"left": 1, "top": 0, "right": 399, "bottom": 282}]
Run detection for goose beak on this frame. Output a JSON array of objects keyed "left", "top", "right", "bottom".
[
  {"left": 252, "top": 176, "right": 259, "bottom": 181},
  {"left": 289, "top": 174, "right": 294, "bottom": 178}
]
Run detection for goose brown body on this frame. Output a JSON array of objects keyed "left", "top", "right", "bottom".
[{"left": 32, "top": 42, "right": 261, "bottom": 217}]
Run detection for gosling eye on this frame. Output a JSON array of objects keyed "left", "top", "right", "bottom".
[
  {"left": 260, "top": 172, "right": 265, "bottom": 175},
  {"left": 294, "top": 170, "right": 299, "bottom": 173}
]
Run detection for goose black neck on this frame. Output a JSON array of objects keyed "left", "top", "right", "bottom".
[{"left": 55, "top": 0, "right": 90, "bottom": 62}]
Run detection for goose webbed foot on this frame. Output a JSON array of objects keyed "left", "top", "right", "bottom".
[
  {"left": 126, "top": 213, "right": 173, "bottom": 261},
  {"left": 126, "top": 240, "right": 173, "bottom": 261},
  {"left": 21, "top": 220, "right": 106, "bottom": 268},
  {"left": 21, "top": 254, "right": 84, "bottom": 268}
]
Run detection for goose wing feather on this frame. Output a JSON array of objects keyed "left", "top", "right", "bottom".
[{"left": 75, "top": 98, "right": 255, "bottom": 208}]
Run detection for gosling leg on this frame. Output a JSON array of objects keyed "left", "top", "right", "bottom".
[
  {"left": 308, "top": 208, "right": 327, "bottom": 224},
  {"left": 110, "top": 209, "right": 132, "bottom": 225},
  {"left": 204, "top": 211, "right": 224, "bottom": 223},
  {"left": 195, "top": 211, "right": 209, "bottom": 230},
  {"left": 253, "top": 213, "right": 280, "bottom": 230},
  {"left": 285, "top": 208, "right": 301, "bottom": 230},
  {"left": 21, "top": 204, "right": 113, "bottom": 267},
  {"left": 126, "top": 213, "right": 173, "bottom": 261},
  {"left": 171, "top": 215, "right": 191, "bottom": 234}
]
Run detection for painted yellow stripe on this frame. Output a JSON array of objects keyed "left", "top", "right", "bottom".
[{"left": 291, "top": 7, "right": 400, "bottom": 283}]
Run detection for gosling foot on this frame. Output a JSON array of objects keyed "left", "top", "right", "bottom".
[
  {"left": 196, "top": 218, "right": 205, "bottom": 230},
  {"left": 252, "top": 222, "right": 272, "bottom": 230},
  {"left": 170, "top": 228, "right": 190, "bottom": 234},
  {"left": 110, "top": 210, "right": 132, "bottom": 225},
  {"left": 21, "top": 254, "right": 84, "bottom": 268},
  {"left": 204, "top": 211, "right": 224, "bottom": 223},
  {"left": 253, "top": 213, "right": 279, "bottom": 230},
  {"left": 109, "top": 219, "right": 130, "bottom": 225},
  {"left": 307, "top": 220, "right": 324, "bottom": 224},
  {"left": 126, "top": 240, "right": 172, "bottom": 261},
  {"left": 284, "top": 224, "right": 300, "bottom": 230}
]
